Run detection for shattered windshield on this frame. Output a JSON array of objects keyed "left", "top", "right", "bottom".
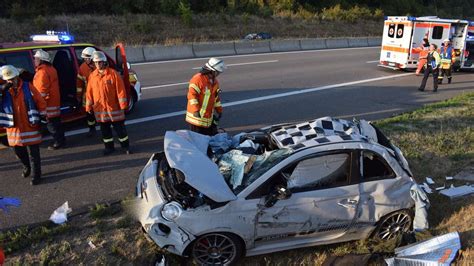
[{"left": 232, "top": 148, "right": 293, "bottom": 194}]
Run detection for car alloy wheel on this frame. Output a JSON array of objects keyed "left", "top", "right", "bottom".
[
  {"left": 375, "top": 210, "right": 413, "bottom": 240},
  {"left": 192, "top": 233, "right": 241, "bottom": 265}
]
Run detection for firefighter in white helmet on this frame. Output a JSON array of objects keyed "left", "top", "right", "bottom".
[
  {"left": 185, "top": 57, "right": 226, "bottom": 136},
  {"left": 76, "top": 47, "right": 97, "bottom": 136},
  {"left": 33, "top": 49, "right": 66, "bottom": 150},
  {"left": 438, "top": 38, "right": 455, "bottom": 84},
  {"left": 85, "top": 51, "right": 131, "bottom": 155}
]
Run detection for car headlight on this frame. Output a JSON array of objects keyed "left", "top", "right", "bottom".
[{"left": 161, "top": 202, "right": 182, "bottom": 221}]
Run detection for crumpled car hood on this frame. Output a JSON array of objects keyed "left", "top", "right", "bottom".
[{"left": 164, "top": 131, "right": 237, "bottom": 203}]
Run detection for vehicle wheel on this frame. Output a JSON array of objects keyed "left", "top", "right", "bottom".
[
  {"left": 372, "top": 210, "right": 413, "bottom": 241},
  {"left": 126, "top": 89, "right": 138, "bottom": 114},
  {"left": 191, "top": 233, "right": 243, "bottom": 265}
]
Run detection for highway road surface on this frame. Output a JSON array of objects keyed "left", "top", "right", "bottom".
[{"left": 1, "top": 46, "right": 473, "bottom": 229}]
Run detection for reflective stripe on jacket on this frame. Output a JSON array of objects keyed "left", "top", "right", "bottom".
[
  {"left": 33, "top": 64, "right": 61, "bottom": 118},
  {"left": 1, "top": 82, "right": 44, "bottom": 128},
  {"left": 4, "top": 80, "right": 47, "bottom": 146},
  {"left": 440, "top": 46, "right": 456, "bottom": 67},
  {"left": 76, "top": 62, "right": 95, "bottom": 107},
  {"left": 85, "top": 68, "right": 128, "bottom": 123},
  {"left": 185, "top": 73, "right": 222, "bottom": 128}
]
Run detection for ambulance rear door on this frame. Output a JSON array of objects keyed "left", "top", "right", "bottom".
[{"left": 379, "top": 18, "right": 413, "bottom": 69}]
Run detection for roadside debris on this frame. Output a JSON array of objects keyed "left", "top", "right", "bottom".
[
  {"left": 439, "top": 185, "right": 474, "bottom": 199},
  {"left": 385, "top": 231, "right": 461, "bottom": 265},
  {"left": 87, "top": 240, "right": 97, "bottom": 249},
  {"left": 244, "top": 32, "right": 272, "bottom": 40},
  {"left": 49, "top": 201, "right": 72, "bottom": 224},
  {"left": 410, "top": 184, "right": 430, "bottom": 231},
  {"left": 0, "top": 196, "right": 21, "bottom": 214}
]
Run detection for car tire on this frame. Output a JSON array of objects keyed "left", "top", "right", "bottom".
[
  {"left": 371, "top": 209, "right": 413, "bottom": 241},
  {"left": 190, "top": 232, "right": 244, "bottom": 265},
  {"left": 126, "top": 88, "right": 138, "bottom": 114}
]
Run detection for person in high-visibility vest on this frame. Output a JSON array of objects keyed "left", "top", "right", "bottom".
[
  {"left": 33, "top": 49, "right": 66, "bottom": 150},
  {"left": 1, "top": 65, "right": 47, "bottom": 185},
  {"left": 85, "top": 51, "right": 131, "bottom": 155},
  {"left": 76, "top": 47, "right": 97, "bottom": 137},
  {"left": 185, "top": 58, "right": 226, "bottom": 136},
  {"left": 418, "top": 44, "right": 441, "bottom": 92},
  {"left": 438, "top": 39, "right": 456, "bottom": 84}
]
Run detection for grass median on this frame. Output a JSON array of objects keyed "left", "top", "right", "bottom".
[{"left": 2, "top": 92, "right": 473, "bottom": 264}]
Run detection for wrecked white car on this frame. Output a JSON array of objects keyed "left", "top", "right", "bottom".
[{"left": 135, "top": 117, "right": 419, "bottom": 265}]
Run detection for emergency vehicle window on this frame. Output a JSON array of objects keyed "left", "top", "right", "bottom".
[
  {"left": 432, "top": 26, "right": 444, "bottom": 39},
  {"left": 74, "top": 47, "right": 86, "bottom": 65},
  {"left": 0, "top": 51, "right": 34, "bottom": 73},
  {"left": 396, "top": 24, "right": 404, "bottom": 38},
  {"left": 388, "top": 24, "right": 396, "bottom": 38},
  {"left": 361, "top": 151, "right": 395, "bottom": 182}
]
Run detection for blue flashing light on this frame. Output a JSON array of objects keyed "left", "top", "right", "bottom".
[
  {"left": 469, "top": 21, "right": 474, "bottom": 26},
  {"left": 58, "top": 34, "right": 74, "bottom": 44},
  {"left": 407, "top": 16, "right": 416, "bottom": 21}
]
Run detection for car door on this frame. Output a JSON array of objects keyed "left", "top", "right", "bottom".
[
  {"left": 115, "top": 43, "right": 131, "bottom": 98},
  {"left": 356, "top": 149, "right": 408, "bottom": 225},
  {"left": 250, "top": 151, "right": 360, "bottom": 245}
]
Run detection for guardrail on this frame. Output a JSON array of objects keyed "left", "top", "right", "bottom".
[{"left": 107, "top": 37, "right": 382, "bottom": 63}]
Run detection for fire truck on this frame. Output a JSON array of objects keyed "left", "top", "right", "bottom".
[{"left": 379, "top": 16, "right": 469, "bottom": 71}]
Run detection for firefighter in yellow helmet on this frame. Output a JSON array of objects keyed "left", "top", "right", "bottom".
[{"left": 185, "top": 58, "right": 226, "bottom": 136}]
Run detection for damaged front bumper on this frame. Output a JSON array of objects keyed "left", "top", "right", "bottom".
[{"left": 134, "top": 155, "right": 195, "bottom": 256}]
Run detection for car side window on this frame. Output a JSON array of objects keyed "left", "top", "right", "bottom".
[
  {"left": 287, "top": 153, "right": 351, "bottom": 192},
  {"left": 361, "top": 151, "right": 395, "bottom": 181},
  {"left": 432, "top": 26, "right": 444, "bottom": 40},
  {"left": 0, "top": 51, "right": 34, "bottom": 73}
]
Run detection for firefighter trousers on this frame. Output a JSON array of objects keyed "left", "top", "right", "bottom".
[
  {"left": 439, "top": 66, "right": 452, "bottom": 83},
  {"left": 13, "top": 144, "right": 41, "bottom": 179},
  {"left": 99, "top": 121, "right": 129, "bottom": 150},
  {"left": 86, "top": 112, "right": 96, "bottom": 130},
  {"left": 47, "top": 117, "right": 65, "bottom": 145},
  {"left": 189, "top": 124, "right": 217, "bottom": 136},
  {"left": 419, "top": 66, "right": 439, "bottom": 91}
]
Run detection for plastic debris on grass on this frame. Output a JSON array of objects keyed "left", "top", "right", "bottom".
[
  {"left": 385, "top": 231, "right": 461, "bottom": 266},
  {"left": 49, "top": 201, "right": 72, "bottom": 224}
]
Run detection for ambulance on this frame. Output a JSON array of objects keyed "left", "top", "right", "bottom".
[{"left": 379, "top": 16, "right": 469, "bottom": 70}]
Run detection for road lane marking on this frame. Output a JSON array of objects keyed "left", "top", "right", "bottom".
[
  {"left": 133, "top": 46, "right": 380, "bottom": 66},
  {"left": 191, "top": 60, "right": 279, "bottom": 69},
  {"left": 366, "top": 60, "right": 379, "bottom": 63},
  {"left": 142, "top": 82, "right": 188, "bottom": 90},
  {"left": 53, "top": 72, "right": 412, "bottom": 139}
]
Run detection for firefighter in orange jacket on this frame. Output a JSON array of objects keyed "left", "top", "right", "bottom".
[
  {"left": 1, "top": 65, "right": 47, "bottom": 185},
  {"left": 85, "top": 51, "right": 130, "bottom": 155},
  {"left": 33, "top": 49, "right": 66, "bottom": 150},
  {"left": 415, "top": 38, "right": 430, "bottom": 75},
  {"left": 185, "top": 58, "right": 226, "bottom": 136},
  {"left": 76, "top": 47, "right": 97, "bottom": 137}
]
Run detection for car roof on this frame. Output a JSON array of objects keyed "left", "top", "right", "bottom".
[
  {"left": 0, "top": 42, "right": 95, "bottom": 52},
  {"left": 269, "top": 117, "right": 375, "bottom": 151}
]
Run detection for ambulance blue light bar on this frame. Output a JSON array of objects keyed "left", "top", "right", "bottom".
[{"left": 30, "top": 31, "right": 75, "bottom": 44}]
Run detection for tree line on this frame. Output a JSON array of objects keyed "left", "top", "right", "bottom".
[{"left": 1, "top": 0, "right": 473, "bottom": 21}]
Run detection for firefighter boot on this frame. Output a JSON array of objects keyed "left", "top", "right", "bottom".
[
  {"left": 103, "top": 141, "right": 115, "bottom": 156},
  {"left": 22, "top": 166, "right": 31, "bottom": 178},
  {"left": 448, "top": 77, "right": 452, "bottom": 84}
]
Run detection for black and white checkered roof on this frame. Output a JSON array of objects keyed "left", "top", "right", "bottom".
[{"left": 270, "top": 117, "right": 368, "bottom": 150}]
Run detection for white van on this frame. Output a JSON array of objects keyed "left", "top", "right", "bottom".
[{"left": 379, "top": 16, "right": 469, "bottom": 70}]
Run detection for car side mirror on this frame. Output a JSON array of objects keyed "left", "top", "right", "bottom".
[{"left": 264, "top": 185, "right": 291, "bottom": 208}]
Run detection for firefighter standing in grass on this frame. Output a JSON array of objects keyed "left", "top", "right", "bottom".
[
  {"left": 185, "top": 58, "right": 226, "bottom": 136},
  {"left": 76, "top": 47, "right": 97, "bottom": 137},
  {"left": 438, "top": 38, "right": 456, "bottom": 84},
  {"left": 85, "top": 51, "right": 131, "bottom": 155},
  {"left": 418, "top": 44, "right": 441, "bottom": 92},
  {"left": 1, "top": 65, "right": 47, "bottom": 185},
  {"left": 33, "top": 49, "right": 66, "bottom": 150}
]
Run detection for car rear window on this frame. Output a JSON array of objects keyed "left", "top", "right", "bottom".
[{"left": 0, "top": 51, "right": 34, "bottom": 73}]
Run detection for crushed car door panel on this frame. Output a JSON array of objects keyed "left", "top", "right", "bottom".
[{"left": 254, "top": 152, "right": 359, "bottom": 244}]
